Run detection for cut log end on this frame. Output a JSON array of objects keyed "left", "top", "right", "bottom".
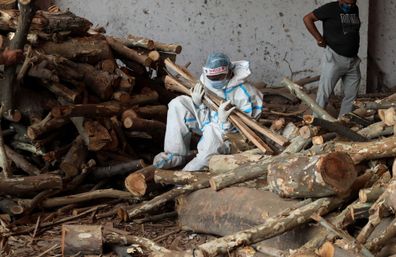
[
  {"left": 317, "top": 152, "right": 357, "bottom": 194},
  {"left": 125, "top": 173, "right": 147, "bottom": 197},
  {"left": 148, "top": 51, "right": 160, "bottom": 62}
]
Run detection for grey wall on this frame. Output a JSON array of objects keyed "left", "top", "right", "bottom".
[
  {"left": 56, "top": 0, "right": 369, "bottom": 89},
  {"left": 368, "top": 0, "right": 396, "bottom": 91}
]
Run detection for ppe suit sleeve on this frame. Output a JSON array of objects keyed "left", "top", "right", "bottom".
[{"left": 233, "top": 84, "right": 264, "bottom": 119}]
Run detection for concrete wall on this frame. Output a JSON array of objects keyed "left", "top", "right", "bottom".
[
  {"left": 368, "top": 0, "right": 396, "bottom": 91},
  {"left": 55, "top": 0, "right": 369, "bottom": 89}
]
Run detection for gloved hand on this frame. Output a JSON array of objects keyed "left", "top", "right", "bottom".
[
  {"left": 191, "top": 82, "right": 204, "bottom": 107},
  {"left": 218, "top": 100, "right": 236, "bottom": 124}
]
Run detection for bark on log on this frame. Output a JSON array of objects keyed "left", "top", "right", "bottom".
[
  {"left": 134, "top": 105, "right": 168, "bottom": 122},
  {"left": 1, "top": 0, "right": 34, "bottom": 121},
  {"left": 0, "top": 9, "right": 92, "bottom": 34},
  {"left": 51, "top": 102, "right": 124, "bottom": 119},
  {"left": 358, "top": 121, "right": 394, "bottom": 140},
  {"left": 268, "top": 152, "right": 357, "bottom": 198},
  {"left": 83, "top": 120, "right": 112, "bottom": 151},
  {"left": 154, "top": 169, "right": 210, "bottom": 185},
  {"left": 124, "top": 165, "right": 156, "bottom": 197},
  {"left": 281, "top": 78, "right": 337, "bottom": 122},
  {"left": 365, "top": 217, "right": 396, "bottom": 254},
  {"left": 40, "top": 81, "right": 82, "bottom": 103},
  {"left": 27, "top": 113, "right": 69, "bottom": 140},
  {"left": 91, "top": 160, "right": 144, "bottom": 180},
  {"left": 0, "top": 174, "right": 62, "bottom": 196},
  {"left": 312, "top": 132, "right": 337, "bottom": 145},
  {"left": 106, "top": 36, "right": 152, "bottom": 66},
  {"left": 4, "top": 145, "right": 41, "bottom": 175},
  {"left": 208, "top": 149, "right": 264, "bottom": 174},
  {"left": 62, "top": 225, "right": 103, "bottom": 256},
  {"left": 60, "top": 136, "right": 87, "bottom": 177},
  {"left": 39, "top": 35, "right": 113, "bottom": 64},
  {"left": 116, "top": 34, "right": 155, "bottom": 50}
]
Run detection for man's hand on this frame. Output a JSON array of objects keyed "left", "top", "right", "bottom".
[
  {"left": 317, "top": 38, "right": 326, "bottom": 48},
  {"left": 218, "top": 100, "right": 236, "bottom": 124},
  {"left": 191, "top": 82, "right": 204, "bottom": 107},
  {"left": 1, "top": 49, "right": 23, "bottom": 65}
]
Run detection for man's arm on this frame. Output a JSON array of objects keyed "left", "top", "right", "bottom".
[{"left": 303, "top": 12, "right": 326, "bottom": 48}]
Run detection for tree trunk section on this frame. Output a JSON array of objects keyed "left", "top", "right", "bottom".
[
  {"left": 154, "top": 169, "right": 210, "bottom": 185},
  {"left": 62, "top": 225, "right": 103, "bottom": 256},
  {"left": 0, "top": 174, "right": 62, "bottom": 196}
]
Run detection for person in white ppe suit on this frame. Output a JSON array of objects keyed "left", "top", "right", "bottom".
[{"left": 153, "top": 52, "right": 263, "bottom": 171}]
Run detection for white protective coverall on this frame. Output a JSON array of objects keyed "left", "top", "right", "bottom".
[{"left": 153, "top": 60, "right": 263, "bottom": 171}]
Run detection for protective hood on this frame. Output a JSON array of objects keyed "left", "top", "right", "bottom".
[{"left": 200, "top": 60, "right": 251, "bottom": 93}]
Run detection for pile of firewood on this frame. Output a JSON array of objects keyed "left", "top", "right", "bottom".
[{"left": 2, "top": 2, "right": 396, "bottom": 257}]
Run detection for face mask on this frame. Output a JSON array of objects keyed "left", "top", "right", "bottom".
[
  {"left": 208, "top": 78, "right": 230, "bottom": 89},
  {"left": 340, "top": 3, "right": 352, "bottom": 13}
]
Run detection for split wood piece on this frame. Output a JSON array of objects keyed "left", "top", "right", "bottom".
[
  {"left": 0, "top": 174, "right": 62, "bottom": 196},
  {"left": 110, "top": 117, "right": 135, "bottom": 155},
  {"left": 125, "top": 165, "right": 156, "bottom": 197},
  {"left": 62, "top": 225, "right": 103, "bottom": 256},
  {"left": 378, "top": 107, "right": 396, "bottom": 126},
  {"left": 303, "top": 115, "right": 367, "bottom": 142},
  {"left": 116, "top": 34, "right": 155, "bottom": 50},
  {"left": 268, "top": 152, "right": 357, "bottom": 198},
  {"left": 134, "top": 105, "right": 168, "bottom": 122},
  {"left": 27, "top": 113, "right": 69, "bottom": 140},
  {"left": 51, "top": 102, "right": 124, "bottom": 118},
  {"left": 163, "top": 72, "right": 273, "bottom": 154},
  {"left": 19, "top": 189, "right": 139, "bottom": 209},
  {"left": 176, "top": 187, "right": 302, "bottom": 237},
  {"left": 151, "top": 197, "right": 343, "bottom": 257},
  {"left": 358, "top": 121, "right": 394, "bottom": 140},
  {"left": 0, "top": 9, "right": 92, "bottom": 34},
  {"left": 106, "top": 36, "right": 152, "bottom": 66},
  {"left": 208, "top": 149, "right": 264, "bottom": 174},
  {"left": 281, "top": 78, "right": 337, "bottom": 122},
  {"left": 154, "top": 169, "right": 210, "bottom": 185},
  {"left": 83, "top": 120, "right": 112, "bottom": 151},
  {"left": 359, "top": 172, "right": 391, "bottom": 204},
  {"left": 282, "top": 135, "right": 311, "bottom": 154},
  {"left": 365, "top": 217, "right": 396, "bottom": 254},
  {"left": 113, "top": 91, "right": 130, "bottom": 103},
  {"left": 39, "top": 35, "right": 113, "bottom": 64},
  {"left": 4, "top": 145, "right": 41, "bottom": 175},
  {"left": 125, "top": 178, "right": 210, "bottom": 220},
  {"left": 312, "top": 132, "right": 337, "bottom": 145},
  {"left": 332, "top": 136, "right": 396, "bottom": 164},
  {"left": 0, "top": 198, "right": 24, "bottom": 215},
  {"left": 356, "top": 178, "right": 396, "bottom": 244},
  {"left": 60, "top": 136, "right": 87, "bottom": 177},
  {"left": 40, "top": 82, "right": 82, "bottom": 103},
  {"left": 91, "top": 160, "right": 144, "bottom": 180},
  {"left": 1, "top": 0, "right": 33, "bottom": 122},
  {"left": 311, "top": 214, "right": 374, "bottom": 257}
]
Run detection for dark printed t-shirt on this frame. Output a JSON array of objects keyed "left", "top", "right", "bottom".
[{"left": 313, "top": 1, "right": 360, "bottom": 57}]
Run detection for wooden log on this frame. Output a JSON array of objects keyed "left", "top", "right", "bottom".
[
  {"left": 282, "top": 135, "right": 311, "bottom": 154},
  {"left": 124, "top": 165, "right": 156, "bottom": 197},
  {"left": 39, "top": 35, "right": 113, "bottom": 64},
  {"left": 60, "top": 136, "right": 87, "bottom": 177},
  {"left": 0, "top": 174, "right": 62, "bottom": 196},
  {"left": 365, "top": 217, "right": 396, "bottom": 254},
  {"left": 62, "top": 225, "right": 103, "bottom": 256},
  {"left": 134, "top": 105, "right": 168, "bottom": 122},
  {"left": 116, "top": 34, "right": 155, "bottom": 50},
  {"left": 40, "top": 81, "right": 82, "bottom": 103},
  {"left": 0, "top": 9, "right": 92, "bottom": 34},
  {"left": 332, "top": 136, "right": 396, "bottom": 164},
  {"left": 0, "top": 198, "right": 24, "bottom": 215},
  {"left": 153, "top": 40, "right": 182, "bottom": 54},
  {"left": 119, "top": 58, "right": 148, "bottom": 76},
  {"left": 358, "top": 121, "right": 394, "bottom": 139},
  {"left": 125, "top": 177, "right": 210, "bottom": 220},
  {"left": 123, "top": 116, "right": 166, "bottom": 133},
  {"left": 154, "top": 169, "right": 210, "bottom": 185},
  {"left": 91, "top": 160, "right": 144, "bottom": 180},
  {"left": 51, "top": 102, "right": 123, "bottom": 118},
  {"left": 281, "top": 78, "right": 336, "bottom": 122},
  {"left": 282, "top": 122, "right": 300, "bottom": 140},
  {"left": 106, "top": 36, "right": 152, "bottom": 66},
  {"left": 303, "top": 115, "right": 367, "bottom": 142},
  {"left": 378, "top": 107, "right": 396, "bottom": 126},
  {"left": 208, "top": 149, "right": 264, "bottom": 174},
  {"left": 20, "top": 189, "right": 138, "bottom": 209},
  {"left": 4, "top": 145, "right": 41, "bottom": 175},
  {"left": 1, "top": 0, "right": 34, "bottom": 122},
  {"left": 128, "top": 87, "right": 159, "bottom": 106},
  {"left": 27, "top": 113, "right": 69, "bottom": 140},
  {"left": 83, "top": 120, "right": 112, "bottom": 151},
  {"left": 268, "top": 152, "right": 357, "bottom": 198},
  {"left": 312, "top": 132, "right": 337, "bottom": 145}
]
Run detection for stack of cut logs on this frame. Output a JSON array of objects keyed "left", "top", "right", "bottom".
[{"left": 2, "top": 2, "right": 396, "bottom": 257}]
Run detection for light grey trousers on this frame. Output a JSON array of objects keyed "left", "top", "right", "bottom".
[{"left": 316, "top": 46, "right": 361, "bottom": 118}]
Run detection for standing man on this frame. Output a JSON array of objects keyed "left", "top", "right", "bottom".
[
  {"left": 153, "top": 52, "right": 263, "bottom": 171},
  {"left": 303, "top": 0, "right": 361, "bottom": 118}
]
